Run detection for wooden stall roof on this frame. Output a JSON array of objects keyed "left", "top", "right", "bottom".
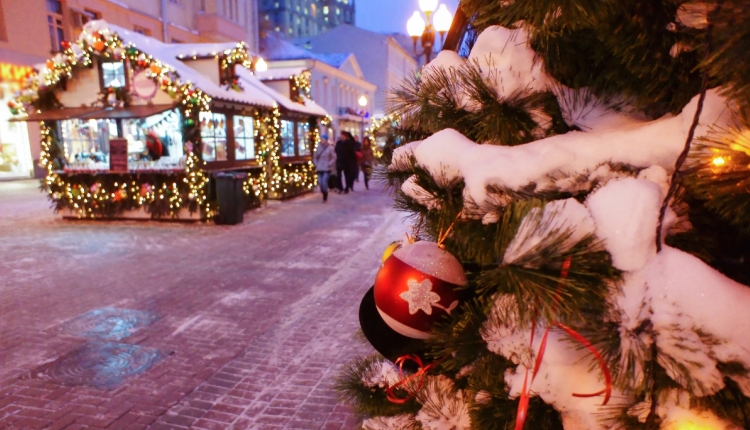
[{"left": 9, "top": 107, "right": 103, "bottom": 122}]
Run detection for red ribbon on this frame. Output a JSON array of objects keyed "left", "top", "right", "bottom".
[
  {"left": 386, "top": 355, "right": 444, "bottom": 404},
  {"left": 514, "top": 258, "right": 612, "bottom": 430}
]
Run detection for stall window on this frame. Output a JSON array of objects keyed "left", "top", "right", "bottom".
[
  {"left": 233, "top": 115, "right": 255, "bottom": 160},
  {"left": 280, "top": 120, "right": 295, "bottom": 157},
  {"left": 60, "top": 119, "right": 118, "bottom": 166},
  {"left": 297, "top": 122, "right": 310, "bottom": 156},
  {"left": 122, "top": 109, "right": 184, "bottom": 164},
  {"left": 101, "top": 61, "right": 127, "bottom": 89},
  {"left": 200, "top": 112, "right": 227, "bottom": 162}
]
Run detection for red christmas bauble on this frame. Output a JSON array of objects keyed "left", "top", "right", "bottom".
[{"left": 374, "top": 241, "right": 467, "bottom": 339}]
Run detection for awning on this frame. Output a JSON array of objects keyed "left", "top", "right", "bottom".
[
  {"left": 10, "top": 104, "right": 177, "bottom": 122},
  {"left": 9, "top": 107, "right": 104, "bottom": 122},
  {"left": 78, "top": 104, "right": 176, "bottom": 120}
]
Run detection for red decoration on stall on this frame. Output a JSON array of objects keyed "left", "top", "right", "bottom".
[{"left": 94, "top": 41, "right": 105, "bottom": 51}]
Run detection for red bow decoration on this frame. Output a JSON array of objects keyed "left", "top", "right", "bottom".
[
  {"left": 386, "top": 355, "right": 444, "bottom": 404},
  {"left": 514, "top": 258, "right": 612, "bottom": 430}
]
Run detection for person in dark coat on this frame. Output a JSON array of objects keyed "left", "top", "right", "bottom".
[
  {"left": 337, "top": 132, "right": 358, "bottom": 193},
  {"left": 334, "top": 132, "right": 348, "bottom": 193}
]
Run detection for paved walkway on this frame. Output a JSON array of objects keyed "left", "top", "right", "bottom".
[{"left": 0, "top": 180, "right": 402, "bottom": 429}]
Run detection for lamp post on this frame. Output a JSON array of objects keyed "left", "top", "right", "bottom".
[{"left": 407, "top": 1, "right": 453, "bottom": 63}]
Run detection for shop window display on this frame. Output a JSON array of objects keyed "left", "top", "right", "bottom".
[
  {"left": 297, "top": 121, "right": 310, "bottom": 156},
  {"left": 280, "top": 120, "right": 295, "bottom": 157},
  {"left": 0, "top": 83, "right": 33, "bottom": 178},
  {"left": 60, "top": 109, "right": 185, "bottom": 172},
  {"left": 233, "top": 115, "right": 255, "bottom": 160},
  {"left": 200, "top": 112, "right": 227, "bottom": 162}
]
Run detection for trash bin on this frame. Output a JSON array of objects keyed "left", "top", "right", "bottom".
[{"left": 214, "top": 172, "right": 247, "bottom": 225}]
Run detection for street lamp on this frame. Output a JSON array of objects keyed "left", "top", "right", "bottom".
[
  {"left": 407, "top": 2, "right": 453, "bottom": 63},
  {"left": 358, "top": 95, "right": 368, "bottom": 107}
]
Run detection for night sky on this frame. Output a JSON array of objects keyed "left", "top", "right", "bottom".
[{"left": 355, "top": 0, "right": 460, "bottom": 35}]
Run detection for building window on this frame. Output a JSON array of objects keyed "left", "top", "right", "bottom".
[
  {"left": 280, "top": 120, "right": 295, "bottom": 157},
  {"left": 336, "top": 8, "right": 340, "bottom": 15},
  {"left": 47, "top": 0, "right": 65, "bottom": 53},
  {"left": 323, "top": 6, "right": 328, "bottom": 14},
  {"left": 101, "top": 61, "right": 127, "bottom": 89},
  {"left": 311, "top": 4, "right": 316, "bottom": 18},
  {"left": 133, "top": 26, "right": 151, "bottom": 36},
  {"left": 0, "top": 1, "right": 7, "bottom": 41},
  {"left": 265, "top": 15, "right": 270, "bottom": 21},
  {"left": 200, "top": 112, "right": 228, "bottom": 162},
  {"left": 233, "top": 115, "right": 255, "bottom": 160},
  {"left": 297, "top": 122, "right": 310, "bottom": 156}
]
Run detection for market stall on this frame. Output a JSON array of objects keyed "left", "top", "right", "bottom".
[{"left": 10, "top": 20, "right": 328, "bottom": 221}]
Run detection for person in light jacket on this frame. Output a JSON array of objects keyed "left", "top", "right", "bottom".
[
  {"left": 313, "top": 134, "right": 337, "bottom": 202},
  {"left": 359, "top": 136, "right": 374, "bottom": 190}
]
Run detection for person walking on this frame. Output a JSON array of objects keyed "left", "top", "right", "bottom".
[
  {"left": 354, "top": 135, "right": 362, "bottom": 182},
  {"left": 334, "top": 132, "right": 347, "bottom": 193},
  {"left": 313, "top": 134, "right": 336, "bottom": 202},
  {"left": 359, "top": 136, "right": 374, "bottom": 190},
  {"left": 340, "top": 132, "right": 358, "bottom": 193}
]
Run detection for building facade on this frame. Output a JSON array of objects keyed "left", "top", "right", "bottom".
[
  {"left": 259, "top": 0, "right": 354, "bottom": 40},
  {"left": 260, "top": 36, "right": 375, "bottom": 139},
  {"left": 292, "top": 25, "right": 417, "bottom": 118},
  {"left": 0, "top": 0, "right": 261, "bottom": 180}
]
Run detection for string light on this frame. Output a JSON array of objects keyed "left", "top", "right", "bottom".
[{"left": 712, "top": 156, "right": 726, "bottom": 166}]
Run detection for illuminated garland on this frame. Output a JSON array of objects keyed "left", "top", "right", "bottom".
[
  {"left": 366, "top": 113, "right": 400, "bottom": 138},
  {"left": 291, "top": 71, "right": 312, "bottom": 103},
  {"left": 280, "top": 162, "right": 317, "bottom": 196},
  {"left": 218, "top": 42, "right": 254, "bottom": 72}
]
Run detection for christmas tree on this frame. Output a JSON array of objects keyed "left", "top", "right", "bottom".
[{"left": 338, "top": 0, "right": 750, "bottom": 429}]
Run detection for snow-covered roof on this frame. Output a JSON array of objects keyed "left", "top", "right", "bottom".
[
  {"left": 80, "top": 21, "right": 327, "bottom": 116},
  {"left": 235, "top": 67, "right": 327, "bottom": 117},
  {"left": 254, "top": 67, "right": 308, "bottom": 81},
  {"left": 261, "top": 35, "right": 355, "bottom": 70}
]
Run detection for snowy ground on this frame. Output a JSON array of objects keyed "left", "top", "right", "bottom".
[{"left": 0, "top": 178, "right": 404, "bottom": 429}]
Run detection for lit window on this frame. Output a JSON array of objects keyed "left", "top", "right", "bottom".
[
  {"left": 323, "top": 6, "right": 328, "bottom": 14},
  {"left": 265, "top": 14, "right": 270, "bottom": 20},
  {"left": 280, "top": 120, "right": 295, "bottom": 157},
  {"left": 275, "top": 26, "right": 280, "bottom": 31},
  {"left": 297, "top": 122, "right": 310, "bottom": 156},
  {"left": 324, "top": 16, "right": 328, "bottom": 22},
  {"left": 200, "top": 112, "right": 228, "bottom": 162},
  {"left": 336, "top": 8, "right": 340, "bottom": 15},
  {"left": 296, "top": 5, "right": 300, "bottom": 11},
  {"left": 311, "top": 4, "right": 317, "bottom": 17},
  {"left": 233, "top": 115, "right": 255, "bottom": 160},
  {"left": 288, "top": 28, "right": 293, "bottom": 33},
  {"left": 101, "top": 62, "right": 126, "bottom": 88}
]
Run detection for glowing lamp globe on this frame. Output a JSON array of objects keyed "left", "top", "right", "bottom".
[
  {"left": 407, "top": 12, "right": 426, "bottom": 38},
  {"left": 255, "top": 58, "right": 268, "bottom": 72},
  {"left": 434, "top": 4, "right": 453, "bottom": 33},
  {"left": 358, "top": 95, "right": 368, "bottom": 107},
  {"left": 419, "top": 0, "right": 439, "bottom": 13},
  {"left": 374, "top": 241, "right": 467, "bottom": 339}
]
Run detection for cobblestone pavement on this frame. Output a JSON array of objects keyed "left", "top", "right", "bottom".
[{"left": 0, "top": 180, "right": 404, "bottom": 430}]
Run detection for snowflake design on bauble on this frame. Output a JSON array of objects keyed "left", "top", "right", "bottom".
[{"left": 400, "top": 279, "right": 442, "bottom": 315}]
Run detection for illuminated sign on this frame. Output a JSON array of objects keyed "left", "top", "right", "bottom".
[{"left": 0, "top": 63, "right": 34, "bottom": 84}]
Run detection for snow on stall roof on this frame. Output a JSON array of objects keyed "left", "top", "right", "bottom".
[
  {"left": 236, "top": 67, "right": 328, "bottom": 117},
  {"left": 82, "top": 21, "right": 299, "bottom": 110},
  {"left": 261, "top": 35, "right": 354, "bottom": 70},
  {"left": 255, "top": 67, "right": 308, "bottom": 81}
]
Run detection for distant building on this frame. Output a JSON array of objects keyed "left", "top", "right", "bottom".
[
  {"left": 0, "top": 0, "right": 262, "bottom": 180},
  {"left": 259, "top": 0, "right": 355, "bottom": 40},
  {"left": 259, "top": 36, "right": 376, "bottom": 139},
  {"left": 292, "top": 25, "right": 418, "bottom": 117}
]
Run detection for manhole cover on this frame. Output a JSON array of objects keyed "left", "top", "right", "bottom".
[
  {"left": 33, "top": 341, "right": 168, "bottom": 390},
  {"left": 58, "top": 307, "right": 159, "bottom": 341}
]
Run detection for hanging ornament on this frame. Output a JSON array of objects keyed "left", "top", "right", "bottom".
[
  {"left": 90, "top": 183, "right": 100, "bottom": 194},
  {"left": 10, "top": 107, "right": 18, "bottom": 115},
  {"left": 61, "top": 40, "right": 71, "bottom": 50},
  {"left": 93, "top": 41, "right": 105, "bottom": 51},
  {"left": 373, "top": 241, "right": 467, "bottom": 339},
  {"left": 46, "top": 60, "right": 54, "bottom": 70},
  {"left": 149, "top": 64, "right": 161, "bottom": 75},
  {"left": 162, "top": 78, "right": 170, "bottom": 86},
  {"left": 382, "top": 241, "right": 402, "bottom": 263}
]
